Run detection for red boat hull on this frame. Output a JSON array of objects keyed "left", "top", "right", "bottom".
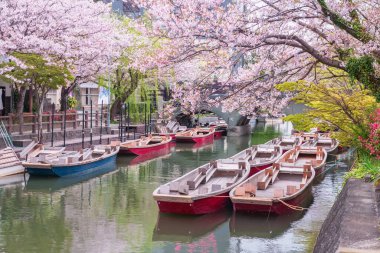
[
  {"left": 249, "top": 164, "right": 272, "bottom": 177},
  {"left": 119, "top": 142, "right": 171, "bottom": 156},
  {"left": 214, "top": 130, "right": 224, "bottom": 139},
  {"left": 156, "top": 192, "right": 230, "bottom": 215},
  {"left": 232, "top": 185, "right": 312, "bottom": 215},
  {"left": 176, "top": 133, "right": 214, "bottom": 144}
]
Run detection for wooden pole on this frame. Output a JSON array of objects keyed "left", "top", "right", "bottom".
[
  {"left": 90, "top": 99, "right": 93, "bottom": 145},
  {"left": 82, "top": 107, "right": 85, "bottom": 149},
  {"left": 51, "top": 103, "right": 55, "bottom": 147},
  {"left": 100, "top": 100, "right": 103, "bottom": 144},
  {"left": 63, "top": 97, "right": 67, "bottom": 147}
]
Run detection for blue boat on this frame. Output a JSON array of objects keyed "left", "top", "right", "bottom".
[{"left": 23, "top": 144, "right": 120, "bottom": 177}]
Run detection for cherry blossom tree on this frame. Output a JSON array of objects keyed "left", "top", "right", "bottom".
[
  {"left": 0, "top": 0, "right": 128, "bottom": 111},
  {"left": 132, "top": 0, "right": 380, "bottom": 115}
]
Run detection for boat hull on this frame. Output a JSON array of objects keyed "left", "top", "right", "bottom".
[
  {"left": 249, "top": 164, "right": 272, "bottom": 176},
  {"left": 214, "top": 130, "right": 224, "bottom": 139},
  {"left": 119, "top": 142, "right": 171, "bottom": 156},
  {"left": 26, "top": 153, "right": 117, "bottom": 177},
  {"left": 232, "top": 185, "right": 312, "bottom": 215},
  {"left": 156, "top": 192, "right": 230, "bottom": 215},
  {"left": 175, "top": 133, "right": 214, "bottom": 144}
]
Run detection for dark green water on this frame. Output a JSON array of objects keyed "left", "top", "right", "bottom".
[{"left": 0, "top": 122, "right": 353, "bottom": 253}]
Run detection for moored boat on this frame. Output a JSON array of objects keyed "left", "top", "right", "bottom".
[
  {"left": 230, "top": 163, "right": 315, "bottom": 215},
  {"left": 230, "top": 145, "right": 282, "bottom": 176},
  {"left": 301, "top": 136, "right": 339, "bottom": 154},
  {"left": 156, "top": 121, "right": 187, "bottom": 141},
  {"left": 209, "top": 119, "right": 228, "bottom": 136},
  {"left": 23, "top": 142, "right": 120, "bottom": 177},
  {"left": 278, "top": 146, "right": 327, "bottom": 175},
  {"left": 265, "top": 136, "right": 302, "bottom": 152},
  {"left": 175, "top": 127, "right": 215, "bottom": 144},
  {"left": 0, "top": 147, "right": 25, "bottom": 177},
  {"left": 119, "top": 135, "right": 172, "bottom": 155},
  {"left": 153, "top": 159, "right": 250, "bottom": 215}
]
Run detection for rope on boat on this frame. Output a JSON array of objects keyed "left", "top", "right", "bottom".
[{"left": 275, "top": 198, "right": 307, "bottom": 211}]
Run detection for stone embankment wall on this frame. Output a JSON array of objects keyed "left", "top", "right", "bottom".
[{"left": 313, "top": 179, "right": 380, "bottom": 253}]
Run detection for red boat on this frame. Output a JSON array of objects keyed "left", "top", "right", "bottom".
[
  {"left": 265, "top": 136, "right": 303, "bottom": 153},
  {"left": 214, "top": 130, "right": 224, "bottom": 139},
  {"left": 175, "top": 127, "right": 215, "bottom": 144},
  {"left": 230, "top": 145, "right": 282, "bottom": 176},
  {"left": 153, "top": 159, "right": 250, "bottom": 215},
  {"left": 119, "top": 135, "right": 172, "bottom": 156},
  {"left": 230, "top": 163, "right": 315, "bottom": 215},
  {"left": 278, "top": 146, "right": 327, "bottom": 176}
]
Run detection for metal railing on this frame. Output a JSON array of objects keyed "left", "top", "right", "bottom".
[{"left": 0, "top": 121, "right": 13, "bottom": 148}]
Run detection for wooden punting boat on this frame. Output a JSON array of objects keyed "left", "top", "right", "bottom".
[
  {"left": 302, "top": 136, "right": 339, "bottom": 154},
  {"left": 279, "top": 146, "right": 327, "bottom": 176},
  {"left": 294, "top": 132, "right": 319, "bottom": 143},
  {"left": 209, "top": 119, "right": 228, "bottom": 137},
  {"left": 230, "top": 163, "right": 315, "bottom": 215},
  {"left": 265, "top": 136, "right": 302, "bottom": 153},
  {"left": 175, "top": 127, "right": 215, "bottom": 144},
  {"left": 23, "top": 142, "right": 120, "bottom": 177},
  {"left": 119, "top": 135, "right": 172, "bottom": 155},
  {"left": 156, "top": 121, "right": 187, "bottom": 141},
  {"left": 0, "top": 147, "right": 25, "bottom": 177},
  {"left": 230, "top": 145, "right": 282, "bottom": 176},
  {"left": 153, "top": 159, "right": 250, "bottom": 215}
]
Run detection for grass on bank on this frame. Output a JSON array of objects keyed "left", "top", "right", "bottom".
[{"left": 345, "top": 151, "right": 380, "bottom": 181}]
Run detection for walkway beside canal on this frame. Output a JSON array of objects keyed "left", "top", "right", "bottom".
[{"left": 314, "top": 179, "right": 380, "bottom": 253}]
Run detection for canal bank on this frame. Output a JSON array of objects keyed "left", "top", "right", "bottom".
[{"left": 314, "top": 179, "right": 380, "bottom": 253}]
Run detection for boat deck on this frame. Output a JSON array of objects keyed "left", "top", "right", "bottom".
[{"left": 255, "top": 174, "right": 301, "bottom": 198}]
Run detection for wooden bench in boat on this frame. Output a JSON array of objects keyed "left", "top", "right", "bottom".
[
  {"left": 235, "top": 183, "right": 257, "bottom": 197},
  {"left": 257, "top": 164, "right": 280, "bottom": 190},
  {"left": 0, "top": 148, "right": 22, "bottom": 169}
]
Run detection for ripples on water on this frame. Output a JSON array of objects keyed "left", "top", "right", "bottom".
[{"left": 0, "top": 122, "right": 354, "bottom": 253}]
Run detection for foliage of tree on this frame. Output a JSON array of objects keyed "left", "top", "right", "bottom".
[
  {"left": 277, "top": 68, "right": 378, "bottom": 146},
  {"left": 132, "top": 0, "right": 380, "bottom": 114},
  {"left": 0, "top": 53, "right": 72, "bottom": 142}
]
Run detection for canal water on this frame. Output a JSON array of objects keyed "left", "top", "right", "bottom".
[{"left": 0, "top": 122, "right": 354, "bottom": 253}]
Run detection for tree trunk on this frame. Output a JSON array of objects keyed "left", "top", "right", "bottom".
[
  {"left": 16, "top": 87, "right": 27, "bottom": 134},
  {"left": 60, "top": 87, "right": 67, "bottom": 112},
  {"left": 60, "top": 81, "right": 78, "bottom": 111},
  {"left": 110, "top": 98, "right": 122, "bottom": 121},
  {"left": 37, "top": 98, "right": 44, "bottom": 144}
]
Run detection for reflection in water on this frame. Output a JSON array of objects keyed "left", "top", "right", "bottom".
[
  {"left": 26, "top": 161, "right": 118, "bottom": 192},
  {"left": 0, "top": 121, "right": 353, "bottom": 253},
  {"left": 153, "top": 210, "right": 230, "bottom": 243},
  {"left": 229, "top": 204, "right": 309, "bottom": 239}
]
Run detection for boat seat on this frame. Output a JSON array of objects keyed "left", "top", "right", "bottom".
[
  {"left": 286, "top": 185, "right": 297, "bottom": 196},
  {"left": 169, "top": 182, "right": 180, "bottom": 192},
  {"left": 187, "top": 172, "right": 206, "bottom": 190},
  {"left": 211, "top": 184, "right": 221, "bottom": 192},
  {"left": 257, "top": 169, "right": 273, "bottom": 190},
  {"left": 245, "top": 183, "right": 257, "bottom": 196},
  {"left": 235, "top": 186, "right": 246, "bottom": 196},
  {"left": 198, "top": 187, "right": 208, "bottom": 194},
  {"left": 179, "top": 183, "right": 189, "bottom": 195},
  {"left": 227, "top": 173, "right": 240, "bottom": 187},
  {"left": 58, "top": 157, "right": 68, "bottom": 164},
  {"left": 274, "top": 188, "right": 284, "bottom": 198}
]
